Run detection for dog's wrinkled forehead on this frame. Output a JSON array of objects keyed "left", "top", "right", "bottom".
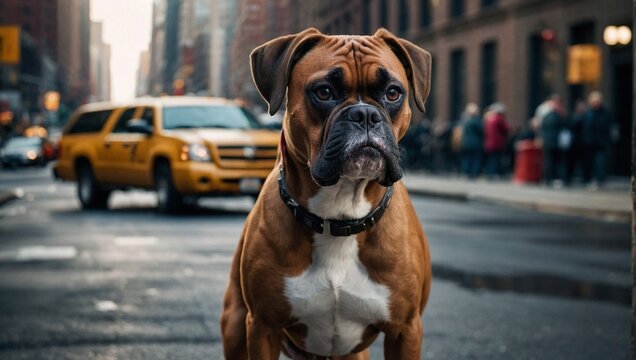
[
  {"left": 250, "top": 28, "right": 431, "bottom": 116},
  {"left": 292, "top": 35, "right": 408, "bottom": 92}
]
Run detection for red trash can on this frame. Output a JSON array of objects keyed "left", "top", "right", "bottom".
[{"left": 513, "top": 140, "right": 543, "bottom": 184}]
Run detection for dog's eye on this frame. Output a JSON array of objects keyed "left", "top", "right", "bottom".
[
  {"left": 314, "top": 86, "right": 334, "bottom": 101},
  {"left": 385, "top": 86, "right": 402, "bottom": 102}
]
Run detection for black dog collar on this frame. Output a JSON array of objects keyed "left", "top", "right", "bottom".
[{"left": 278, "top": 166, "right": 393, "bottom": 237}]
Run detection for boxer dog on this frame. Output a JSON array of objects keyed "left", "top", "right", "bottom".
[{"left": 221, "top": 28, "right": 432, "bottom": 359}]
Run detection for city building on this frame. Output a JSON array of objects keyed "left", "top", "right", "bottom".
[
  {"left": 208, "top": 0, "right": 236, "bottom": 97},
  {"left": 148, "top": 0, "right": 167, "bottom": 95},
  {"left": 0, "top": 0, "right": 98, "bottom": 126},
  {"left": 135, "top": 49, "right": 150, "bottom": 97},
  {"left": 229, "top": 0, "right": 293, "bottom": 107},
  {"left": 230, "top": 0, "right": 267, "bottom": 104},
  {"left": 0, "top": 0, "right": 59, "bottom": 59},
  {"left": 56, "top": 0, "right": 91, "bottom": 108},
  {"left": 145, "top": 0, "right": 238, "bottom": 98},
  {"left": 163, "top": 0, "right": 181, "bottom": 94},
  {"left": 89, "top": 21, "right": 111, "bottom": 102},
  {"left": 288, "top": 0, "right": 633, "bottom": 176},
  {"left": 177, "top": 0, "right": 210, "bottom": 94}
]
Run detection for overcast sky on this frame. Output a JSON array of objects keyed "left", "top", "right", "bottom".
[{"left": 90, "top": 0, "right": 153, "bottom": 102}]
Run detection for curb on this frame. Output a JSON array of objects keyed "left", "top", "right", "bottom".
[
  {"left": 406, "top": 188, "right": 468, "bottom": 202},
  {"left": 407, "top": 187, "right": 631, "bottom": 223}
]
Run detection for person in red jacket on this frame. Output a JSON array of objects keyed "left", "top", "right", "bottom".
[{"left": 483, "top": 103, "right": 511, "bottom": 179}]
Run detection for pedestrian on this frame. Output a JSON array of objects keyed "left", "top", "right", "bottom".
[
  {"left": 432, "top": 119, "right": 456, "bottom": 174},
  {"left": 580, "top": 91, "right": 614, "bottom": 189},
  {"left": 459, "top": 103, "right": 483, "bottom": 179},
  {"left": 540, "top": 95, "right": 566, "bottom": 186},
  {"left": 534, "top": 96, "right": 557, "bottom": 125},
  {"left": 402, "top": 118, "right": 430, "bottom": 170},
  {"left": 483, "top": 103, "right": 510, "bottom": 179},
  {"left": 563, "top": 100, "right": 586, "bottom": 185}
]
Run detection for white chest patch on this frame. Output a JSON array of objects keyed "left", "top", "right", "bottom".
[{"left": 284, "top": 180, "right": 391, "bottom": 356}]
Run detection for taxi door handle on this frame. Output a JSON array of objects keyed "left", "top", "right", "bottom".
[
  {"left": 122, "top": 143, "right": 131, "bottom": 149},
  {"left": 103, "top": 142, "right": 111, "bottom": 149}
]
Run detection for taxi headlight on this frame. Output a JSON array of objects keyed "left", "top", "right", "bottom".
[
  {"left": 181, "top": 144, "right": 210, "bottom": 162},
  {"left": 26, "top": 150, "right": 38, "bottom": 160}
]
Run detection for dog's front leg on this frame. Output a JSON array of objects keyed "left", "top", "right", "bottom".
[
  {"left": 383, "top": 316, "right": 423, "bottom": 360},
  {"left": 246, "top": 312, "right": 281, "bottom": 359}
]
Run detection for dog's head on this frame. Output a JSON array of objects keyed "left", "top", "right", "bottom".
[{"left": 250, "top": 28, "right": 431, "bottom": 187}]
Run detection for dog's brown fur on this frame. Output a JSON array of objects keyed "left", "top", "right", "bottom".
[{"left": 221, "top": 28, "right": 432, "bottom": 359}]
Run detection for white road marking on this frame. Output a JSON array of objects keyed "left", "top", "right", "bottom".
[
  {"left": 3, "top": 205, "right": 27, "bottom": 217},
  {"left": 114, "top": 236, "right": 158, "bottom": 246},
  {"left": 208, "top": 254, "right": 233, "bottom": 264},
  {"left": 145, "top": 288, "right": 159, "bottom": 296},
  {"left": 0, "top": 246, "right": 78, "bottom": 261},
  {"left": 95, "top": 300, "right": 119, "bottom": 312}
]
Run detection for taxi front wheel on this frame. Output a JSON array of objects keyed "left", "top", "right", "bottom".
[
  {"left": 76, "top": 163, "right": 110, "bottom": 209},
  {"left": 154, "top": 162, "right": 182, "bottom": 213}
]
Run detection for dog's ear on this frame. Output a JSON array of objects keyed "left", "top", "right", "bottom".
[
  {"left": 250, "top": 28, "right": 323, "bottom": 115},
  {"left": 374, "top": 28, "right": 432, "bottom": 112}
]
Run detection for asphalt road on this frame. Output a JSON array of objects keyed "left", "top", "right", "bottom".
[{"left": 0, "top": 165, "right": 630, "bottom": 359}]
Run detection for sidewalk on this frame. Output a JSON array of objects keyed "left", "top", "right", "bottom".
[{"left": 403, "top": 172, "right": 631, "bottom": 223}]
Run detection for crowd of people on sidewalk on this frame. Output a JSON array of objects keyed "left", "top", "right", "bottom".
[
  {"left": 401, "top": 91, "right": 617, "bottom": 189},
  {"left": 528, "top": 91, "right": 616, "bottom": 188}
]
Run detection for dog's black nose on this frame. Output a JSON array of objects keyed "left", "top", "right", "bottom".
[{"left": 347, "top": 105, "right": 382, "bottom": 126}]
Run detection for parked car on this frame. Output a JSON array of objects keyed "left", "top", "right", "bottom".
[
  {"left": 53, "top": 97, "right": 279, "bottom": 212},
  {"left": 1, "top": 136, "right": 48, "bottom": 168}
]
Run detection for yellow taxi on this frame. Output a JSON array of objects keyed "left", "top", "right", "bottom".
[{"left": 53, "top": 97, "right": 279, "bottom": 212}]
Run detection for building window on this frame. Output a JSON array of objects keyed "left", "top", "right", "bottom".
[
  {"left": 482, "top": 0, "right": 497, "bottom": 8},
  {"left": 527, "top": 34, "right": 553, "bottom": 118},
  {"left": 398, "top": 0, "right": 409, "bottom": 34},
  {"left": 568, "top": 21, "right": 595, "bottom": 111},
  {"left": 481, "top": 41, "right": 497, "bottom": 109},
  {"left": 343, "top": 12, "right": 352, "bottom": 34},
  {"left": 362, "top": 0, "right": 371, "bottom": 34},
  {"left": 380, "top": 0, "right": 388, "bottom": 29},
  {"left": 420, "top": 0, "right": 431, "bottom": 28},
  {"left": 450, "top": 49, "right": 466, "bottom": 122},
  {"left": 450, "top": 0, "right": 465, "bottom": 19}
]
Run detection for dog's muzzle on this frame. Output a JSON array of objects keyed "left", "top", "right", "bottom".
[{"left": 310, "top": 104, "right": 402, "bottom": 187}]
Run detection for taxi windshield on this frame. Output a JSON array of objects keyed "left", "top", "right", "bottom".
[{"left": 162, "top": 105, "right": 261, "bottom": 130}]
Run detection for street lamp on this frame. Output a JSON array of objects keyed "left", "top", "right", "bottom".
[
  {"left": 43, "top": 91, "right": 60, "bottom": 112},
  {"left": 616, "top": 26, "right": 632, "bottom": 45},
  {"left": 603, "top": 25, "right": 632, "bottom": 46}
]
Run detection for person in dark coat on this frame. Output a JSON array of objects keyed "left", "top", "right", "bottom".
[
  {"left": 564, "top": 100, "right": 586, "bottom": 185},
  {"left": 459, "top": 103, "right": 483, "bottom": 179},
  {"left": 580, "top": 91, "right": 614, "bottom": 187},
  {"left": 540, "top": 97, "right": 566, "bottom": 185}
]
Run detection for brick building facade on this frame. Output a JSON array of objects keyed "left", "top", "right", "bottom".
[{"left": 285, "top": 0, "right": 633, "bottom": 175}]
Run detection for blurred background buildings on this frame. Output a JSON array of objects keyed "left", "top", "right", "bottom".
[
  {"left": 0, "top": 0, "right": 631, "bottom": 176},
  {"left": 0, "top": 0, "right": 109, "bottom": 130},
  {"left": 140, "top": 0, "right": 631, "bottom": 175}
]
